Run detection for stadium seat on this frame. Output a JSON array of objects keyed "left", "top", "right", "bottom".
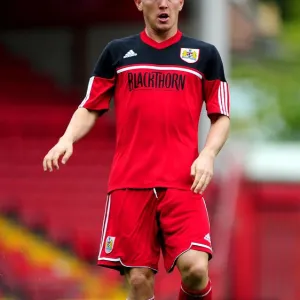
[{"left": 0, "top": 44, "right": 115, "bottom": 262}]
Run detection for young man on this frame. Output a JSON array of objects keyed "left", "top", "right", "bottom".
[{"left": 43, "top": 0, "right": 230, "bottom": 299}]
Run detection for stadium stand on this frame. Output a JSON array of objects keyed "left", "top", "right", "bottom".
[
  {"left": 0, "top": 216, "right": 126, "bottom": 299},
  {"left": 0, "top": 42, "right": 115, "bottom": 260},
  {"left": 0, "top": 43, "right": 124, "bottom": 299}
]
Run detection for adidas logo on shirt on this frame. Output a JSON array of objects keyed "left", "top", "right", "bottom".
[{"left": 123, "top": 50, "right": 137, "bottom": 59}]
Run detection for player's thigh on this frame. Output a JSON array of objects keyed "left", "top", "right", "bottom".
[
  {"left": 159, "top": 189, "right": 212, "bottom": 272},
  {"left": 98, "top": 189, "right": 160, "bottom": 271}
]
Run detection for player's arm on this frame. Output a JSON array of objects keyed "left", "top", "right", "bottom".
[
  {"left": 202, "top": 114, "right": 230, "bottom": 158},
  {"left": 43, "top": 42, "right": 116, "bottom": 172},
  {"left": 42, "top": 108, "right": 98, "bottom": 172},
  {"left": 61, "top": 108, "right": 99, "bottom": 144},
  {"left": 191, "top": 45, "right": 230, "bottom": 194}
]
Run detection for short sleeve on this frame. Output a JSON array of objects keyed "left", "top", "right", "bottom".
[
  {"left": 203, "top": 46, "right": 230, "bottom": 117},
  {"left": 79, "top": 42, "right": 116, "bottom": 112}
]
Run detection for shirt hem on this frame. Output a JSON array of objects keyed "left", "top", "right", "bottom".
[{"left": 107, "top": 183, "right": 192, "bottom": 194}]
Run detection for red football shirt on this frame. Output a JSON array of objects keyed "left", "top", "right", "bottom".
[{"left": 80, "top": 30, "right": 230, "bottom": 192}]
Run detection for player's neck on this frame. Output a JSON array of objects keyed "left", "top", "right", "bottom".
[{"left": 145, "top": 26, "right": 178, "bottom": 43}]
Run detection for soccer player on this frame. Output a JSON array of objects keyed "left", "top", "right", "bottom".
[{"left": 43, "top": 0, "right": 230, "bottom": 299}]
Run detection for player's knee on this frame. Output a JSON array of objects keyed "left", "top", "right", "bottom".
[
  {"left": 128, "top": 268, "right": 154, "bottom": 291},
  {"left": 180, "top": 259, "right": 208, "bottom": 286}
]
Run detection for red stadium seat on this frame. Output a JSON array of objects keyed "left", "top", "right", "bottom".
[{"left": 0, "top": 45, "right": 115, "bottom": 260}]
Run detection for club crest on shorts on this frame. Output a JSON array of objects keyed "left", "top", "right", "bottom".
[
  {"left": 105, "top": 236, "right": 115, "bottom": 254},
  {"left": 180, "top": 48, "right": 200, "bottom": 63}
]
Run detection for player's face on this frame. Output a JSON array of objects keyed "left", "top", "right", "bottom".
[{"left": 135, "top": 0, "right": 184, "bottom": 33}]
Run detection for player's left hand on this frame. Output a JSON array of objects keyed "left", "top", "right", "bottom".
[{"left": 191, "top": 150, "right": 215, "bottom": 194}]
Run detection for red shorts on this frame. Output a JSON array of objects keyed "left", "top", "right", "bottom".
[{"left": 97, "top": 188, "right": 212, "bottom": 273}]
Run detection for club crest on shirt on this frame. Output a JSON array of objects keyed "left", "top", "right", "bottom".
[
  {"left": 105, "top": 236, "right": 115, "bottom": 254},
  {"left": 180, "top": 48, "right": 200, "bottom": 64}
]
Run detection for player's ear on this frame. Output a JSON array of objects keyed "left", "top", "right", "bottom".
[
  {"left": 134, "top": 0, "right": 143, "bottom": 12},
  {"left": 179, "top": 0, "right": 184, "bottom": 11}
]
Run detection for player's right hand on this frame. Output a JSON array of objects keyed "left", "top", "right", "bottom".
[{"left": 43, "top": 138, "right": 73, "bottom": 172}]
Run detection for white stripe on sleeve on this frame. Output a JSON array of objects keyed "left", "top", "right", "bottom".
[
  {"left": 218, "top": 81, "right": 229, "bottom": 116},
  {"left": 80, "top": 76, "right": 95, "bottom": 107},
  {"left": 218, "top": 83, "right": 225, "bottom": 115}
]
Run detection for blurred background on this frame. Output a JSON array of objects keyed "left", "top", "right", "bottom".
[{"left": 0, "top": 0, "right": 299, "bottom": 299}]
